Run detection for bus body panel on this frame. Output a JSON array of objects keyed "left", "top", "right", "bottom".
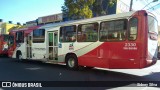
[
  {"left": 76, "top": 42, "right": 107, "bottom": 68},
  {"left": 0, "top": 35, "right": 9, "bottom": 55},
  {"left": 107, "top": 11, "right": 144, "bottom": 69},
  {"left": 31, "top": 43, "right": 47, "bottom": 60}
]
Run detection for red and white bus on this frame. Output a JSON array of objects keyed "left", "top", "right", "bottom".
[
  {"left": 0, "top": 34, "right": 9, "bottom": 56},
  {"left": 8, "top": 10, "right": 158, "bottom": 69},
  {"left": 8, "top": 26, "right": 40, "bottom": 58}
]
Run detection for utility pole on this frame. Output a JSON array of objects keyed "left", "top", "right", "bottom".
[{"left": 129, "top": 0, "right": 133, "bottom": 11}]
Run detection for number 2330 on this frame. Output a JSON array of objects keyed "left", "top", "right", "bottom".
[{"left": 125, "top": 43, "right": 136, "bottom": 47}]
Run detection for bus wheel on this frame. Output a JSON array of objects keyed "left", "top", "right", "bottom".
[
  {"left": 16, "top": 52, "right": 22, "bottom": 61},
  {"left": 66, "top": 54, "right": 78, "bottom": 70}
]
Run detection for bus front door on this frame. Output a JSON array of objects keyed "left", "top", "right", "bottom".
[
  {"left": 48, "top": 31, "right": 58, "bottom": 60},
  {"left": 26, "top": 35, "right": 32, "bottom": 59}
]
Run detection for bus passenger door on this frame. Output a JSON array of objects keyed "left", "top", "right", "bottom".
[
  {"left": 47, "top": 31, "right": 58, "bottom": 60},
  {"left": 26, "top": 35, "right": 32, "bottom": 59}
]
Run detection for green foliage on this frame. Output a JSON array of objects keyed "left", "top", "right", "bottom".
[
  {"left": 62, "top": 0, "right": 116, "bottom": 20},
  {"left": 92, "top": 0, "right": 117, "bottom": 16},
  {"left": 108, "top": 0, "right": 117, "bottom": 7},
  {"left": 62, "top": 0, "right": 95, "bottom": 19}
]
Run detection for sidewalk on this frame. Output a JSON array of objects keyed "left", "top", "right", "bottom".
[
  {"left": 102, "top": 61, "right": 160, "bottom": 90},
  {"left": 96, "top": 60, "right": 160, "bottom": 76}
]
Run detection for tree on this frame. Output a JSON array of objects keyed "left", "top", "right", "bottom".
[
  {"left": 62, "top": 0, "right": 95, "bottom": 20},
  {"left": 92, "top": 0, "right": 117, "bottom": 16},
  {"left": 62, "top": 0, "right": 116, "bottom": 20}
]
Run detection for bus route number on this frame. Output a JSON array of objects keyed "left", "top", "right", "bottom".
[{"left": 123, "top": 43, "right": 137, "bottom": 50}]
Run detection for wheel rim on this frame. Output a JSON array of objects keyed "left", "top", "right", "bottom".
[
  {"left": 68, "top": 58, "right": 75, "bottom": 68},
  {"left": 18, "top": 54, "right": 22, "bottom": 60}
]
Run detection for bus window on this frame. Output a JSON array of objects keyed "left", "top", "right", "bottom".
[
  {"left": 33, "top": 29, "right": 45, "bottom": 43},
  {"left": 129, "top": 18, "right": 138, "bottom": 40},
  {"left": 16, "top": 31, "right": 24, "bottom": 43},
  {"left": 148, "top": 15, "right": 158, "bottom": 34},
  {"left": 3, "top": 35, "right": 9, "bottom": 42},
  {"left": 60, "top": 25, "right": 76, "bottom": 42},
  {"left": 77, "top": 23, "right": 98, "bottom": 42},
  {"left": 8, "top": 35, "right": 14, "bottom": 47},
  {"left": 100, "top": 19, "right": 127, "bottom": 41}
]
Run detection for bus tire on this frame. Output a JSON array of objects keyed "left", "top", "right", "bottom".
[
  {"left": 16, "top": 51, "right": 22, "bottom": 61},
  {"left": 66, "top": 54, "right": 78, "bottom": 70}
]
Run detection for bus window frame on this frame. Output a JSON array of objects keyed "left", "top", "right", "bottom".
[
  {"left": 147, "top": 15, "right": 158, "bottom": 34},
  {"left": 99, "top": 19, "right": 127, "bottom": 42},
  {"left": 16, "top": 31, "right": 24, "bottom": 43},
  {"left": 8, "top": 35, "right": 14, "bottom": 47},
  {"left": 59, "top": 25, "right": 77, "bottom": 43},
  {"left": 33, "top": 29, "right": 45, "bottom": 43},
  {"left": 3, "top": 35, "right": 9, "bottom": 42},
  {"left": 147, "top": 15, "right": 158, "bottom": 41},
  {"left": 77, "top": 22, "right": 99, "bottom": 42},
  {"left": 128, "top": 17, "right": 138, "bottom": 41}
]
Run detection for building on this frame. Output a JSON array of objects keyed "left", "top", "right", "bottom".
[
  {"left": 0, "top": 21, "right": 22, "bottom": 34},
  {"left": 116, "top": 0, "right": 129, "bottom": 13},
  {"left": 37, "top": 13, "right": 63, "bottom": 25},
  {"left": 26, "top": 20, "right": 38, "bottom": 27},
  {"left": 24, "top": 0, "right": 128, "bottom": 24}
]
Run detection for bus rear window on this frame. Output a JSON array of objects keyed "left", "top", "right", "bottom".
[{"left": 148, "top": 15, "right": 158, "bottom": 34}]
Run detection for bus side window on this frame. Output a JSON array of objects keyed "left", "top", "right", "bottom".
[
  {"left": 129, "top": 18, "right": 138, "bottom": 40},
  {"left": 8, "top": 35, "right": 14, "bottom": 46},
  {"left": 16, "top": 31, "right": 24, "bottom": 43},
  {"left": 59, "top": 27, "right": 64, "bottom": 42},
  {"left": 100, "top": 19, "right": 127, "bottom": 41},
  {"left": 77, "top": 23, "right": 98, "bottom": 42},
  {"left": 33, "top": 29, "right": 45, "bottom": 43},
  {"left": 60, "top": 25, "right": 76, "bottom": 42}
]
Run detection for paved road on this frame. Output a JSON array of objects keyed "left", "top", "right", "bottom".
[{"left": 0, "top": 57, "right": 160, "bottom": 90}]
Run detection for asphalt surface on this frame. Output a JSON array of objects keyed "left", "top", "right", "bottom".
[{"left": 0, "top": 57, "right": 159, "bottom": 90}]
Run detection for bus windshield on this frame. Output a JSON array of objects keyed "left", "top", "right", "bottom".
[
  {"left": 148, "top": 15, "right": 158, "bottom": 34},
  {"left": 3, "top": 35, "right": 9, "bottom": 42},
  {"left": 8, "top": 35, "right": 14, "bottom": 46}
]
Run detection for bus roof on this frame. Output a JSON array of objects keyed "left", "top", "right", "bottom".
[
  {"left": 39, "top": 10, "right": 142, "bottom": 29},
  {"left": 10, "top": 25, "right": 40, "bottom": 32}
]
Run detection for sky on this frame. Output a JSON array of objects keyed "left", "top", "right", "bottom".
[
  {"left": 121, "top": 0, "right": 160, "bottom": 25},
  {"left": 0, "top": 0, "right": 64, "bottom": 24},
  {"left": 0, "top": 0, "right": 160, "bottom": 25}
]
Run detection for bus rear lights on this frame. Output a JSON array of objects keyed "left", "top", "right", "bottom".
[
  {"left": 146, "top": 60, "right": 157, "bottom": 67},
  {"left": 149, "top": 32, "right": 158, "bottom": 40}
]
